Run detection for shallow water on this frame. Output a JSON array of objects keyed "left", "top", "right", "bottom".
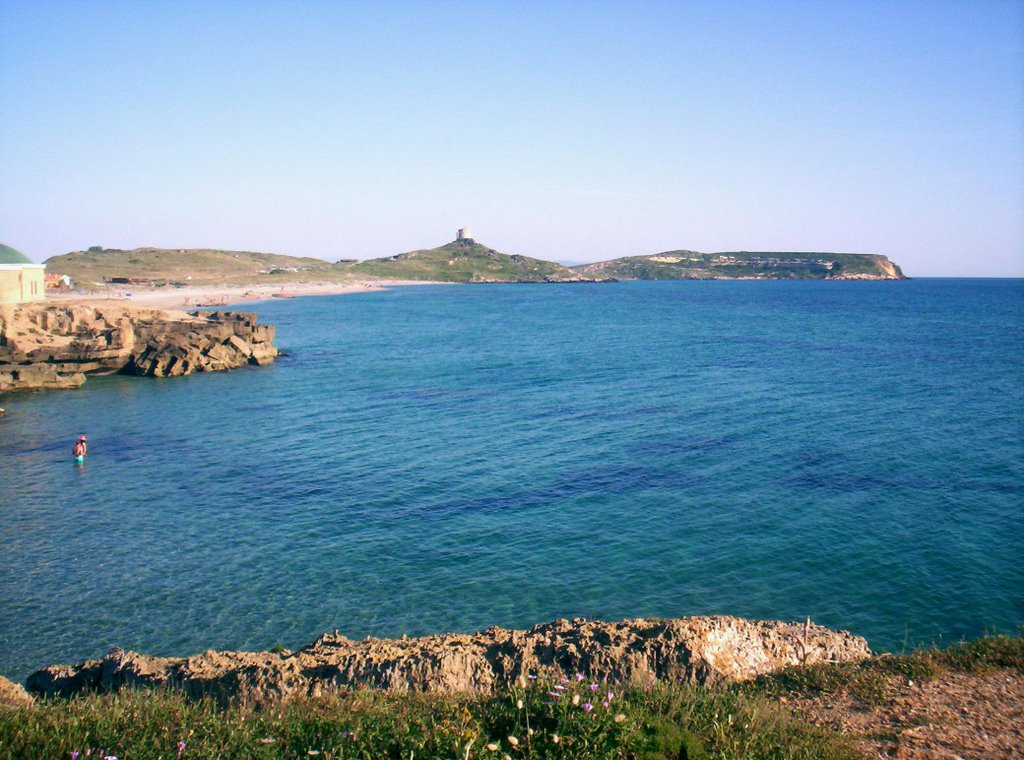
[{"left": 1, "top": 279, "right": 1022, "bottom": 679}]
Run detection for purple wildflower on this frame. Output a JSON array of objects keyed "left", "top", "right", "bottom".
[
  {"left": 589, "top": 683, "right": 599, "bottom": 692},
  {"left": 608, "top": 690, "right": 614, "bottom": 700},
  {"left": 559, "top": 676, "right": 570, "bottom": 684},
  {"left": 575, "top": 672, "right": 584, "bottom": 681},
  {"left": 71, "top": 753, "right": 80, "bottom": 760},
  {"left": 548, "top": 691, "right": 561, "bottom": 698},
  {"left": 177, "top": 740, "right": 186, "bottom": 755},
  {"left": 583, "top": 702, "right": 594, "bottom": 712},
  {"left": 603, "top": 700, "right": 609, "bottom": 708},
  {"left": 527, "top": 674, "right": 537, "bottom": 680},
  {"left": 553, "top": 683, "right": 565, "bottom": 690}
]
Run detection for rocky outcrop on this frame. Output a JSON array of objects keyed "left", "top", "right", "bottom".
[
  {"left": 826, "top": 254, "right": 906, "bottom": 280},
  {"left": 0, "top": 304, "right": 277, "bottom": 392},
  {"left": 573, "top": 251, "right": 907, "bottom": 281},
  {"left": 26, "top": 616, "right": 870, "bottom": 703},
  {"left": 0, "top": 674, "right": 33, "bottom": 708}
]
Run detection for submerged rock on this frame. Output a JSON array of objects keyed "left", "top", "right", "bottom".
[
  {"left": 0, "top": 304, "right": 277, "bottom": 392},
  {"left": 26, "top": 616, "right": 870, "bottom": 703}
]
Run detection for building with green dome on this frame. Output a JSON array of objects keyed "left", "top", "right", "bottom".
[{"left": 0, "top": 244, "right": 46, "bottom": 304}]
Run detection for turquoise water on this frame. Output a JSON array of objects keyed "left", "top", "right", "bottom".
[{"left": 1, "top": 279, "right": 1022, "bottom": 680}]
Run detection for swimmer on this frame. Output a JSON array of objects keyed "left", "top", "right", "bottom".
[{"left": 73, "top": 435, "right": 87, "bottom": 463}]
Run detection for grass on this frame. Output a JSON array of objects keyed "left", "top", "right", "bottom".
[
  {"left": 44, "top": 244, "right": 903, "bottom": 290},
  {"left": 573, "top": 251, "right": 903, "bottom": 280},
  {"left": 42, "top": 248, "right": 345, "bottom": 289},
  {"left": 348, "top": 240, "right": 584, "bottom": 283},
  {"left": 751, "top": 633, "right": 1024, "bottom": 706},
  {"left": 0, "top": 674, "right": 862, "bottom": 759},
  {"left": 46, "top": 242, "right": 591, "bottom": 288},
  {"left": 8, "top": 636, "right": 1020, "bottom": 758}
]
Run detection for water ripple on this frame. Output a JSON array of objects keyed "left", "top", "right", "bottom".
[{"left": 1, "top": 279, "right": 1022, "bottom": 679}]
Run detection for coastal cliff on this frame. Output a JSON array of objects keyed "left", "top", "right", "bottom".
[
  {"left": 0, "top": 303, "right": 277, "bottom": 393},
  {"left": 572, "top": 251, "right": 906, "bottom": 280},
  {"left": 26, "top": 616, "right": 869, "bottom": 702}
]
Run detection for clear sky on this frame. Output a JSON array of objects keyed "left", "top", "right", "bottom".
[{"left": 2, "top": 1, "right": 1022, "bottom": 276}]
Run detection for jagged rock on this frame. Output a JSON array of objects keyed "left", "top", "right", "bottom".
[
  {"left": 0, "top": 362, "right": 86, "bottom": 390},
  {"left": 0, "top": 304, "right": 278, "bottom": 392},
  {"left": 26, "top": 616, "right": 870, "bottom": 703},
  {"left": 0, "top": 674, "right": 33, "bottom": 708}
]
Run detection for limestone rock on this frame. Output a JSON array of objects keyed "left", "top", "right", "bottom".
[
  {"left": 26, "top": 616, "right": 870, "bottom": 703},
  {"left": 0, "top": 304, "right": 278, "bottom": 392},
  {"left": 0, "top": 674, "right": 33, "bottom": 708}
]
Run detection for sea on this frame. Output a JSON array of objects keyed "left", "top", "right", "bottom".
[{"left": 1, "top": 279, "right": 1022, "bottom": 681}]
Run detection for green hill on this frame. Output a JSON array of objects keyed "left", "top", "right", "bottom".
[
  {"left": 43, "top": 247, "right": 340, "bottom": 288},
  {"left": 346, "top": 237, "right": 596, "bottom": 283},
  {"left": 573, "top": 250, "right": 906, "bottom": 280}
]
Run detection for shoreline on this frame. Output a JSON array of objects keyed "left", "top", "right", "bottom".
[
  {"left": 21, "top": 615, "right": 870, "bottom": 699},
  {"left": 43, "top": 278, "right": 446, "bottom": 310},
  {"left": 4, "top": 626, "right": 1019, "bottom": 760}
]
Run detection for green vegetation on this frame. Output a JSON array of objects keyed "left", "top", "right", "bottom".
[
  {"left": 0, "top": 676, "right": 859, "bottom": 760},
  {"left": 5, "top": 636, "right": 1020, "bottom": 758},
  {"left": 346, "top": 239, "right": 590, "bottom": 283},
  {"left": 573, "top": 251, "right": 905, "bottom": 280},
  {"left": 752, "top": 634, "right": 1024, "bottom": 706},
  {"left": 41, "top": 243, "right": 906, "bottom": 290},
  {"left": 42, "top": 248, "right": 345, "bottom": 289}
]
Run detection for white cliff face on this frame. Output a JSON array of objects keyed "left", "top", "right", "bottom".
[
  {"left": 0, "top": 304, "right": 277, "bottom": 392},
  {"left": 26, "top": 616, "right": 870, "bottom": 702}
]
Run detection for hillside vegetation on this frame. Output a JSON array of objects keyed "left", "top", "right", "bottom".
[
  {"left": 346, "top": 238, "right": 597, "bottom": 283},
  {"left": 44, "top": 244, "right": 907, "bottom": 290},
  {"left": 44, "top": 247, "right": 342, "bottom": 288},
  {"left": 3, "top": 635, "right": 1019, "bottom": 759},
  {"left": 573, "top": 251, "right": 905, "bottom": 280}
]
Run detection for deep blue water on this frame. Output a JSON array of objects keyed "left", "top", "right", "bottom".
[{"left": 1, "top": 279, "right": 1022, "bottom": 680}]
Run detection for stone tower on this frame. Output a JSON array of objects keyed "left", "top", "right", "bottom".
[{"left": 457, "top": 227, "right": 473, "bottom": 241}]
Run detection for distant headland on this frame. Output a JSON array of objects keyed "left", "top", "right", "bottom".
[{"left": 38, "top": 231, "right": 906, "bottom": 296}]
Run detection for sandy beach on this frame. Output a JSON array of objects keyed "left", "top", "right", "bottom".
[{"left": 44, "top": 279, "right": 443, "bottom": 310}]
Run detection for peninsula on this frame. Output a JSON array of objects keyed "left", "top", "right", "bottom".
[
  {"left": 573, "top": 250, "right": 905, "bottom": 280},
  {"left": 38, "top": 234, "right": 907, "bottom": 311}
]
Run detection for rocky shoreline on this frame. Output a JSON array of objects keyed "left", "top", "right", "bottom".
[
  {"left": 0, "top": 303, "right": 277, "bottom": 393},
  {"left": 18, "top": 616, "right": 869, "bottom": 704}
]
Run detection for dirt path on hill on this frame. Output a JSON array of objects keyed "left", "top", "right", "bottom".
[{"left": 783, "top": 669, "right": 1023, "bottom": 759}]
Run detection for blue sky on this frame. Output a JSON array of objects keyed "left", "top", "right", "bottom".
[{"left": 1, "top": 1, "right": 1021, "bottom": 275}]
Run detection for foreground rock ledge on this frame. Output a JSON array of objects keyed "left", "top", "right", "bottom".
[
  {"left": 0, "top": 303, "right": 277, "bottom": 392},
  {"left": 27, "top": 616, "right": 870, "bottom": 702}
]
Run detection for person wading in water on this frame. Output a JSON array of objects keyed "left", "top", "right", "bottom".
[{"left": 73, "top": 435, "right": 87, "bottom": 463}]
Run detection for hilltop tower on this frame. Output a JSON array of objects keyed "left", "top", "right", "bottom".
[{"left": 457, "top": 227, "right": 473, "bottom": 241}]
